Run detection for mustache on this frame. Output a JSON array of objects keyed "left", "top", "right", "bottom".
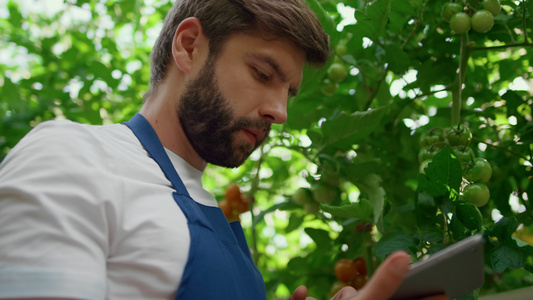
[{"left": 232, "top": 117, "right": 272, "bottom": 134}]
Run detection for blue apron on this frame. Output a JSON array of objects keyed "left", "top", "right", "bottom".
[{"left": 125, "top": 113, "right": 267, "bottom": 300}]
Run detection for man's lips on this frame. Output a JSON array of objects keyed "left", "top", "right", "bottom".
[{"left": 242, "top": 129, "right": 265, "bottom": 145}]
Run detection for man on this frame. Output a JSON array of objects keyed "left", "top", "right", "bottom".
[{"left": 0, "top": 0, "right": 447, "bottom": 299}]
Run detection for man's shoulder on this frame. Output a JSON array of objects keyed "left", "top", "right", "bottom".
[
  {"left": 19, "top": 119, "right": 136, "bottom": 155},
  {"left": 2, "top": 120, "right": 133, "bottom": 173}
]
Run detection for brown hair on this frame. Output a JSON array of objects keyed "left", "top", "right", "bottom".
[{"left": 148, "top": 0, "right": 330, "bottom": 91}]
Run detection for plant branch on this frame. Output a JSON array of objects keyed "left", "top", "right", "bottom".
[
  {"left": 472, "top": 137, "right": 532, "bottom": 163},
  {"left": 250, "top": 145, "right": 266, "bottom": 264},
  {"left": 451, "top": 34, "right": 471, "bottom": 126},
  {"left": 522, "top": 0, "right": 530, "bottom": 44},
  {"left": 471, "top": 41, "right": 533, "bottom": 52}
]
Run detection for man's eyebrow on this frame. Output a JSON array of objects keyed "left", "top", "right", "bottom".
[{"left": 247, "top": 52, "right": 299, "bottom": 97}]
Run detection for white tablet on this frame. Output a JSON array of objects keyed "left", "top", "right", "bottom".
[{"left": 391, "top": 234, "right": 485, "bottom": 300}]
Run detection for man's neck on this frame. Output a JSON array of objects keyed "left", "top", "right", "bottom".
[{"left": 140, "top": 85, "right": 208, "bottom": 172}]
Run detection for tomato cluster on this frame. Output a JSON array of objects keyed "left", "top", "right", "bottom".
[
  {"left": 320, "top": 43, "right": 350, "bottom": 96},
  {"left": 292, "top": 163, "right": 341, "bottom": 214},
  {"left": 292, "top": 182, "right": 339, "bottom": 214},
  {"left": 418, "top": 124, "right": 492, "bottom": 207},
  {"left": 442, "top": 0, "right": 501, "bottom": 34},
  {"left": 218, "top": 183, "right": 251, "bottom": 221},
  {"left": 330, "top": 257, "right": 368, "bottom": 297},
  {"left": 463, "top": 157, "right": 492, "bottom": 207}
]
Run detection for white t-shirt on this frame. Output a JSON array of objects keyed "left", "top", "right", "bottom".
[{"left": 0, "top": 120, "right": 218, "bottom": 299}]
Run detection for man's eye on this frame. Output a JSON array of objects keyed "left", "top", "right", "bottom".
[{"left": 254, "top": 68, "right": 270, "bottom": 82}]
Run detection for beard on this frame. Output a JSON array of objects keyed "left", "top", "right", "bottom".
[{"left": 177, "top": 58, "right": 271, "bottom": 168}]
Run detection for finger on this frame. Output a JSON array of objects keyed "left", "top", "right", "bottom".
[
  {"left": 330, "top": 286, "right": 357, "bottom": 300},
  {"left": 357, "top": 251, "right": 411, "bottom": 299},
  {"left": 289, "top": 285, "right": 308, "bottom": 300}
]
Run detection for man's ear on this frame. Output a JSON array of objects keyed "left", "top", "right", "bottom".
[{"left": 171, "top": 17, "right": 207, "bottom": 74}]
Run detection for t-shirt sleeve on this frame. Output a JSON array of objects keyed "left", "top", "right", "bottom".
[{"left": 0, "top": 121, "right": 115, "bottom": 299}]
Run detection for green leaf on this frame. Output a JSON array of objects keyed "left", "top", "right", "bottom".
[
  {"left": 449, "top": 213, "right": 468, "bottom": 240},
  {"left": 285, "top": 214, "right": 305, "bottom": 233},
  {"left": 304, "top": 228, "right": 332, "bottom": 250},
  {"left": 491, "top": 244, "right": 525, "bottom": 272},
  {"left": 416, "top": 192, "right": 437, "bottom": 217},
  {"left": 375, "top": 232, "right": 419, "bottom": 257},
  {"left": 318, "top": 107, "right": 386, "bottom": 152},
  {"left": 305, "top": 0, "right": 337, "bottom": 42},
  {"left": 385, "top": 43, "right": 411, "bottom": 74},
  {"left": 343, "top": 156, "right": 381, "bottom": 183},
  {"left": 287, "top": 256, "right": 307, "bottom": 273},
  {"left": 7, "top": 0, "right": 23, "bottom": 27},
  {"left": 455, "top": 202, "right": 483, "bottom": 232},
  {"left": 488, "top": 217, "right": 519, "bottom": 242},
  {"left": 353, "top": 0, "right": 391, "bottom": 40},
  {"left": 320, "top": 199, "right": 373, "bottom": 220},
  {"left": 252, "top": 201, "right": 297, "bottom": 227},
  {"left": 2, "top": 76, "right": 22, "bottom": 108},
  {"left": 420, "top": 225, "right": 445, "bottom": 243},
  {"left": 418, "top": 145, "right": 462, "bottom": 197},
  {"left": 355, "top": 173, "right": 386, "bottom": 233}
]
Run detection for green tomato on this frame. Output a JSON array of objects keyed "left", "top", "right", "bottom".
[
  {"left": 327, "top": 63, "right": 348, "bottom": 83},
  {"left": 483, "top": 0, "right": 501, "bottom": 16},
  {"left": 419, "top": 127, "right": 445, "bottom": 148},
  {"left": 320, "top": 167, "right": 342, "bottom": 187},
  {"left": 471, "top": 10, "right": 494, "bottom": 33},
  {"left": 418, "top": 147, "right": 439, "bottom": 163},
  {"left": 312, "top": 183, "right": 337, "bottom": 204},
  {"left": 335, "top": 43, "right": 348, "bottom": 56},
  {"left": 465, "top": 157, "right": 492, "bottom": 183},
  {"left": 320, "top": 80, "right": 338, "bottom": 96},
  {"left": 450, "top": 12, "right": 471, "bottom": 34},
  {"left": 446, "top": 124, "right": 472, "bottom": 147},
  {"left": 452, "top": 146, "right": 475, "bottom": 169},
  {"left": 463, "top": 183, "right": 490, "bottom": 207},
  {"left": 442, "top": 2, "right": 464, "bottom": 22},
  {"left": 292, "top": 187, "right": 313, "bottom": 205},
  {"left": 419, "top": 159, "right": 431, "bottom": 174},
  {"left": 304, "top": 201, "right": 320, "bottom": 214}
]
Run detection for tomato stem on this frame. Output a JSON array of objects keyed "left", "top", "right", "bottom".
[
  {"left": 250, "top": 145, "right": 266, "bottom": 264},
  {"left": 451, "top": 34, "right": 471, "bottom": 126}
]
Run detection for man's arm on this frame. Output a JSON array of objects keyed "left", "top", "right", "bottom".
[{"left": 0, "top": 121, "right": 110, "bottom": 299}]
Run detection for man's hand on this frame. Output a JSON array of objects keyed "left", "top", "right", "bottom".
[{"left": 290, "top": 251, "right": 449, "bottom": 300}]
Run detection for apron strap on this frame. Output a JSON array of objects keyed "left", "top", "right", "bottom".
[{"left": 124, "top": 113, "right": 190, "bottom": 198}]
